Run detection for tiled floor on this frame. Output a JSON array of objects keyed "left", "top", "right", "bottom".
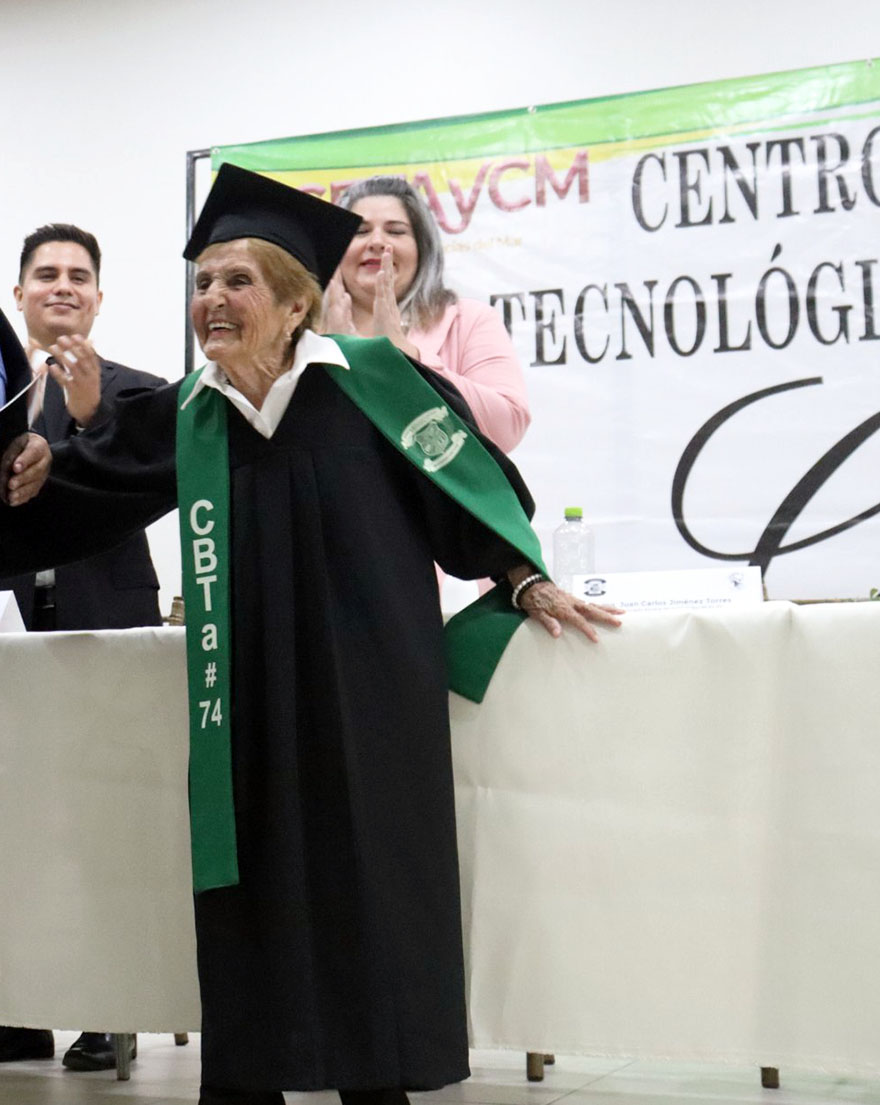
[{"left": 2, "top": 1035, "right": 880, "bottom": 1105}]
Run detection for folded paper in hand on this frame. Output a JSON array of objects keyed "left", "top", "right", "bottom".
[
  {"left": 0, "top": 307, "right": 33, "bottom": 455},
  {"left": 0, "top": 591, "right": 25, "bottom": 633},
  {"left": 0, "top": 376, "right": 38, "bottom": 455}
]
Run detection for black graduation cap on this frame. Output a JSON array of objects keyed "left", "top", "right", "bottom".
[{"left": 183, "top": 163, "right": 362, "bottom": 289}]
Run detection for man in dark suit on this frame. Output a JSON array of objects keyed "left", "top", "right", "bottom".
[{"left": 0, "top": 223, "right": 166, "bottom": 1069}]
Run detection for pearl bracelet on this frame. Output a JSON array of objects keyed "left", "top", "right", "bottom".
[{"left": 510, "top": 572, "right": 545, "bottom": 610}]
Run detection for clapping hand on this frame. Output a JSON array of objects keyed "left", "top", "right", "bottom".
[
  {"left": 324, "top": 250, "right": 419, "bottom": 359},
  {"left": 372, "top": 248, "right": 420, "bottom": 359},
  {"left": 321, "top": 272, "right": 357, "bottom": 336},
  {"left": 46, "top": 333, "right": 101, "bottom": 427},
  {"left": 371, "top": 248, "right": 405, "bottom": 342}
]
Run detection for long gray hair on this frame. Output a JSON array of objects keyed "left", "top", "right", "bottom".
[{"left": 337, "top": 176, "right": 456, "bottom": 331}]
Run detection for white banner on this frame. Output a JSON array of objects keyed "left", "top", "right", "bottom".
[{"left": 217, "top": 60, "right": 880, "bottom": 599}]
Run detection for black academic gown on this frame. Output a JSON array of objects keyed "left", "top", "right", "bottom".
[
  {"left": 0, "top": 358, "right": 534, "bottom": 1094},
  {"left": 0, "top": 359, "right": 165, "bottom": 630}
]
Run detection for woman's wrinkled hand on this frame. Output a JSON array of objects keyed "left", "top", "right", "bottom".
[
  {"left": 321, "top": 272, "right": 357, "bottom": 336},
  {"left": 519, "top": 580, "right": 624, "bottom": 641},
  {"left": 0, "top": 432, "right": 51, "bottom": 506}
]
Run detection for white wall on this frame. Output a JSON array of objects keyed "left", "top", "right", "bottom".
[{"left": 0, "top": 0, "right": 875, "bottom": 610}]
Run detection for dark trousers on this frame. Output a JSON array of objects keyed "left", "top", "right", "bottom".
[{"left": 31, "top": 587, "right": 56, "bottom": 632}]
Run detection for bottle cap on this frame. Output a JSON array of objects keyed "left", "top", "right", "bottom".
[{"left": 564, "top": 506, "right": 583, "bottom": 520}]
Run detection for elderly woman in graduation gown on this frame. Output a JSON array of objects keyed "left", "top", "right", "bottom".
[{"left": 0, "top": 165, "right": 621, "bottom": 1105}]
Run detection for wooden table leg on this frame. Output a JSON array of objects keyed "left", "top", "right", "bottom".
[
  {"left": 526, "top": 1052, "right": 545, "bottom": 1081},
  {"left": 114, "top": 1033, "right": 135, "bottom": 1081}
]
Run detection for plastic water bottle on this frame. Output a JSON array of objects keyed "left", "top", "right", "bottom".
[{"left": 552, "top": 507, "right": 595, "bottom": 596}]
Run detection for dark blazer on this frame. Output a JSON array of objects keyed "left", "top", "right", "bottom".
[{"left": 0, "top": 357, "right": 166, "bottom": 630}]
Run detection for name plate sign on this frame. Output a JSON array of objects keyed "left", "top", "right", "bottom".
[{"left": 571, "top": 567, "right": 763, "bottom": 612}]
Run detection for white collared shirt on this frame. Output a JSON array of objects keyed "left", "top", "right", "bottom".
[
  {"left": 28, "top": 348, "right": 54, "bottom": 588},
  {"left": 27, "top": 347, "right": 51, "bottom": 427},
  {"left": 181, "top": 330, "right": 350, "bottom": 439}
]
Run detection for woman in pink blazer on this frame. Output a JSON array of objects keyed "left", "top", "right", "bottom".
[{"left": 325, "top": 177, "right": 530, "bottom": 455}]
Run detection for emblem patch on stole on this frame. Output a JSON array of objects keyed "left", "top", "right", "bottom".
[{"left": 400, "top": 405, "right": 467, "bottom": 472}]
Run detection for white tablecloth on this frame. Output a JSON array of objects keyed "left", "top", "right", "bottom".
[{"left": 1, "top": 601, "right": 879, "bottom": 1073}]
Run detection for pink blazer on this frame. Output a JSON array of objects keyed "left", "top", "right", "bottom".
[
  {"left": 407, "top": 299, "right": 530, "bottom": 454},
  {"left": 408, "top": 300, "right": 531, "bottom": 598}
]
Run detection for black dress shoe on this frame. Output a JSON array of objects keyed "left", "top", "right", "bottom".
[
  {"left": 339, "top": 1093, "right": 410, "bottom": 1105},
  {"left": 198, "top": 1088, "right": 284, "bottom": 1104},
  {"left": 62, "top": 1031, "right": 137, "bottom": 1071},
  {"left": 0, "top": 1026, "right": 54, "bottom": 1061}
]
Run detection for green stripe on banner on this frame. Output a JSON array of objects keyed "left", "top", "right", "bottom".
[{"left": 213, "top": 59, "right": 880, "bottom": 169}]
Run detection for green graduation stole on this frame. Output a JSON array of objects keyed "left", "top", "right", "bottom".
[
  {"left": 176, "top": 336, "right": 546, "bottom": 892},
  {"left": 329, "top": 334, "right": 548, "bottom": 700},
  {"left": 177, "top": 370, "right": 238, "bottom": 892}
]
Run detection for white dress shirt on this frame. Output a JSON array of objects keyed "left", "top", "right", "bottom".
[
  {"left": 180, "top": 330, "right": 350, "bottom": 439},
  {"left": 26, "top": 348, "right": 51, "bottom": 427}
]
